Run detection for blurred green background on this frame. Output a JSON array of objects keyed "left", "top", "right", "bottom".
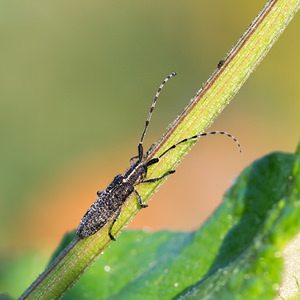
[{"left": 0, "top": 1, "right": 299, "bottom": 297}]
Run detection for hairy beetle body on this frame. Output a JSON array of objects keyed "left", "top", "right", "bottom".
[
  {"left": 77, "top": 162, "right": 147, "bottom": 239},
  {"left": 76, "top": 72, "right": 241, "bottom": 240}
]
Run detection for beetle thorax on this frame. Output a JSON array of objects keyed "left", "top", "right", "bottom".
[{"left": 123, "top": 161, "right": 147, "bottom": 185}]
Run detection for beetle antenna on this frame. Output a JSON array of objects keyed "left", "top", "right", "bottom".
[
  {"left": 138, "top": 72, "right": 177, "bottom": 161},
  {"left": 157, "top": 131, "right": 241, "bottom": 159}
]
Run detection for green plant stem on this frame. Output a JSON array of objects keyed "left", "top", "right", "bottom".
[{"left": 19, "top": 0, "right": 300, "bottom": 299}]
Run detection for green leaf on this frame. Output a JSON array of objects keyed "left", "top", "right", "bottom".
[
  {"left": 0, "top": 251, "right": 48, "bottom": 299},
  {"left": 61, "top": 145, "right": 300, "bottom": 299},
  {"left": 0, "top": 294, "right": 14, "bottom": 300}
]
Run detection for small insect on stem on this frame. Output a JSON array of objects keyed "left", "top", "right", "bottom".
[
  {"left": 76, "top": 72, "right": 241, "bottom": 240},
  {"left": 218, "top": 59, "right": 226, "bottom": 69}
]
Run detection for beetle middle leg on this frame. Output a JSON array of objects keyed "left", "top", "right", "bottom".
[
  {"left": 134, "top": 189, "right": 148, "bottom": 208},
  {"left": 109, "top": 189, "right": 148, "bottom": 240}
]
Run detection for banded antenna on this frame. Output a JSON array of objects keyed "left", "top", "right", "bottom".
[{"left": 138, "top": 72, "right": 177, "bottom": 161}]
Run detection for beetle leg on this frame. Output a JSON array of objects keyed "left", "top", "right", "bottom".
[
  {"left": 109, "top": 208, "right": 122, "bottom": 241},
  {"left": 143, "top": 170, "right": 175, "bottom": 183},
  {"left": 96, "top": 190, "right": 103, "bottom": 197},
  {"left": 134, "top": 189, "right": 148, "bottom": 208}
]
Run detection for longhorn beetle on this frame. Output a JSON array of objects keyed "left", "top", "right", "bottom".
[{"left": 76, "top": 72, "right": 241, "bottom": 240}]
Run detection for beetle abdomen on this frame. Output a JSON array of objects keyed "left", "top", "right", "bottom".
[{"left": 76, "top": 175, "right": 135, "bottom": 239}]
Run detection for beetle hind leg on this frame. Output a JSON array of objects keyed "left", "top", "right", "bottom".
[{"left": 109, "top": 208, "right": 122, "bottom": 241}]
